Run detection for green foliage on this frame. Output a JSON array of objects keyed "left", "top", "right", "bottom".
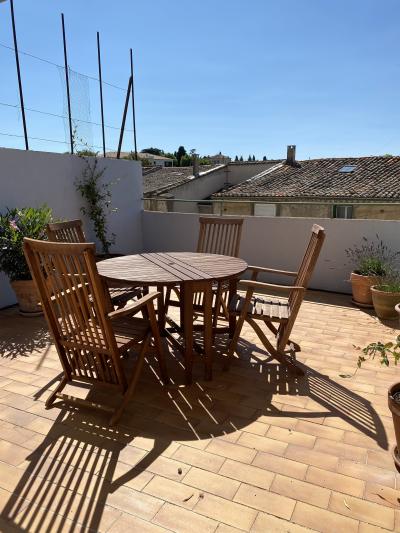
[
  {"left": 375, "top": 270, "right": 400, "bottom": 293},
  {"left": 77, "top": 149, "right": 97, "bottom": 157},
  {"left": 346, "top": 236, "right": 399, "bottom": 276},
  {"left": 239, "top": 156, "right": 243, "bottom": 162},
  {"left": 358, "top": 335, "right": 400, "bottom": 368},
  {"left": 180, "top": 154, "right": 192, "bottom": 166},
  {"left": 235, "top": 155, "right": 239, "bottom": 162},
  {"left": 0, "top": 206, "right": 52, "bottom": 281},
  {"left": 141, "top": 147, "right": 163, "bottom": 156},
  {"left": 175, "top": 146, "right": 187, "bottom": 165},
  {"left": 263, "top": 156, "right": 267, "bottom": 161},
  {"left": 75, "top": 156, "right": 116, "bottom": 255},
  {"left": 247, "top": 155, "right": 252, "bottom": 161},
  {"left": 199, "top": 157, "right": 211, "bottom": 165},
  {"left": 252, "top": 155, "right": 256, "bottom": 161}
]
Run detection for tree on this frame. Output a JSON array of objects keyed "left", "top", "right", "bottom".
[
  {"left": 180, "top": 154, "right": 192, "bottom": 167},
  {"left": 239, "top": 156, "right": 243, "bottom": 162},
  {"left": 263, "top": 156, "right": 267, "bottom": 161},
  {"left": 247, "top": 155, "right": 252, "bottom": 161},
  {"left": 141, "top": 147, "right": 164, "bottom": 156},
  {"left": 175, "top": 146, "right": 187, "bottom": 166},
  {"left": 235, "top": 155, "right": 239, "bottom": 162},
  {"left": 252, "top": 155, "right": 256, "bottom": 161}
]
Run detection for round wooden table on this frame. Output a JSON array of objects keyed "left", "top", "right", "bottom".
[{"left": 98, "top": 252, "right": 247, "bottom": 383}]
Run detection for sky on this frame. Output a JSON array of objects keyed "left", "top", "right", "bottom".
[{"left": 0, "top": 0, "right": 399, "bottom": 160}]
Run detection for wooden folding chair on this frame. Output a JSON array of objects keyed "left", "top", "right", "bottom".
[
  {"left": 23, "top": 238, "right": 168, "bottom": 425},
  {"left": 166, "top": 217, "right": 244, "bottom": 326},
  {"left": 226, "top": 224, "right": 325, "bottom": 375},
  {"left": 46, "top": 219, "right": 140, "bottom": 308}
]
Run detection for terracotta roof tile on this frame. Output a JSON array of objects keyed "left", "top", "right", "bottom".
[{"left": 213, "top": 156, "right": 400, "bottom": 201}]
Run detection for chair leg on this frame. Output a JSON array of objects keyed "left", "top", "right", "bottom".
[
  {"left": 224, "top": 312, "right": 246, "bottom": 370},
  {"left": 203, "top": 283, "right": 213, "bottom": 380},
  {"left": 110, "top": 334, "right": 150, "bottom": 426},
  {"left": 45, "top": 376, "right": 68, "bottom": 408},
  {"left": 247, "top": 318, "right": 304, "bottom": 376},
  {"left": 147, "top": 303, "right": 169, "bottom": 385}
]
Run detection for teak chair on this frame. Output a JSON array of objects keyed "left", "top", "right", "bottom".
[
  {"left": 46, "top": 219, "right": 140, "bottom": 308},
  {"left": 23, "top": 238, "right": 168, "bottom": 425},
  {"left": 226, "top": 224, "right": 325, "bottom": 375},
  {"left": 166, "top": 217, "right": 244, "bottom": 326}
]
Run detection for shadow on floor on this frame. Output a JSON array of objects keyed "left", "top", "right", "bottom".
[{"left": 0, "top": 323, "right": 389, "bottom": 531}]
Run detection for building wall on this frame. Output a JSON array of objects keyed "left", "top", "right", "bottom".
[
  {"left": 279, "top": 203, "right": 331, "bottom": 218},
  {"left": 142, "top": 211, "right": 400, "bottom": 294},
  {"left": 216, "top": 201, "right": 400, "bottom": 220},
  {"left": 353, "top": 204, "right": 400, "bottom": 220},
  {"left": 0, "top": 148, "right": 143, "bottom": 308}
]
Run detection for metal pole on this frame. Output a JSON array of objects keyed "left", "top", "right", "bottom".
[
  {"left": 97, "top": 32, "right": 106, "bottom": 157},
  {"left": 129, "top": 49, "right": 138, "bottom": 158},
  {"left": 117, "top": 75, "right": 132, "bottom": 158},
  {"left": 61, "top": 13, "right": 74, "bottom": 154},
  {"left": 9, "top": 0, "right": 28, "bottom": 149}
]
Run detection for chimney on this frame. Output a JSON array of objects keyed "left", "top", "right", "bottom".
[
  {"left": 286, "top": 145, "right": 296, "bottom": 166},
  {"left": 193, "top": 153, "right": 200, "bottom": 178}
]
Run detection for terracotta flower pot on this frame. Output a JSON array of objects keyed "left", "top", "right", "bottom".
[
  {"left": 371, "top": 286, "right": 400, "bottom": 320},
  {"left": 11, "top": 279, "right": 42, "bottom": 316},
  {"left": 350, "top": 272, "right": 379, "bottom": 307},
  {"left": 396, "top": 303, "right": 400, "bottom": 324},
  {"left": 388, "top": 383, "right": 400, "bottom": 470}
]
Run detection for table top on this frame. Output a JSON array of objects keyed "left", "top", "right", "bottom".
[{"left": 97, "top": 252, "right": 247, "bottom": 286}]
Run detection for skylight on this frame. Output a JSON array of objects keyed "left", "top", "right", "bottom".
[{"left": 338, "top": 165, "right": 357, "bottom": 173}]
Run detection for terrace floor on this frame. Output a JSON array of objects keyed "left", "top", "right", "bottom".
[{"left": 0, "top": 292, "right": 400, "bottom": 532}]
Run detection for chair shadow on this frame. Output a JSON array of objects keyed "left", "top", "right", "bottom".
[
  {"left": 0, "top": 311, "right": 50, "bottom": 360},
  {"left": 0, "top": 326, "right": 389, "bottom": 532},
  {"left": 233, "top": 336, "right": 389, "bottom": 450}
]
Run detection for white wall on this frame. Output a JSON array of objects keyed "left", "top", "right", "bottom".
[
  {"left": 142, "top": 211, "right": 400, "bottom": 294},
  {"left": 0, "top": 148, "right": 143, "bottom": 308}
]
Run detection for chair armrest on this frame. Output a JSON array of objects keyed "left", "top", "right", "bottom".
[
  {"left": 247, "top": 265, "right": 298, "bottom": 277},
  {"left": 240, "top": 280, "right": 305, "bottom": 292},
  {"left": 108, "top": 292, "right": 160, "bottom": 320}
]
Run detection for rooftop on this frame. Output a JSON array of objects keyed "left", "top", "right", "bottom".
[
  {"left": 143, "top": 165, "right": 221, "bottom": 196},
  {"left": 214, "top": 156, "right": 400, "bottom": 201},
  {"left": 0, "top": 293, "right": 399, "bottom": 532}
]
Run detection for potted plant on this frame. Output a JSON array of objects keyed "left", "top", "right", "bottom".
[
  {"left": 0, "top": 206, "right": 52, "bottom": 315},
  {"left": 371, "top": 270, "right": 400, "bottom": 320},
  {"left": 346, "top": 237, "right": 399, "bottom": 307},
  {"left": 358, "top": 337, "right": 400, "bottom": 470}
]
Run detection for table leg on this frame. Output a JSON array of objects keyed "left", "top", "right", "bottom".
[
  {"left": 203, "top": 281, "right": 213, "bottom": 380},
  {"left": 229, "top": 278, "right": 238, "bottom": 339},
  {"left": 156, "top": 285, "right": 167, "bottom": 334},
  {"left": 182, "top": 281, "right": 194, "bottom": 385}
]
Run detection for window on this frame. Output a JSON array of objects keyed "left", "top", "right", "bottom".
[
  {"left": 254, "top": 203, "right": 276, "bottom": 216},
  {"left": 338, "top": 165, "right": 357, "bottom": 173},
  {"left": 334, "top": 205, "right": 353, "bottom": 219}
]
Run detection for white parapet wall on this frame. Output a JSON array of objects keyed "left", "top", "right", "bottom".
[
  {"left": 0, "top": 148, "right": 143, "bottom": 308},
  {"left": 142, "top": 211, "right": 400, "bottom": 294}
]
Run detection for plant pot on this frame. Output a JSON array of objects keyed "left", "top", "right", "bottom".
[
  {"left": 371, "top": 286, "right": 400, "bottom": 320},
  {"left": 350, "top": 272, "right": 379, "bottom": 307},
  {"left": 396, "top": 303, "right": 400, "bottom": 324},
  {"left": 11, "top": 279, "right": 42, "bottom": 316},
  {"left": 388, "top": 383, "right": 400, "bottom": 471}
]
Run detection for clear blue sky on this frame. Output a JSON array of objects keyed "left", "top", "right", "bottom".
[{"left": 0, "top": 0, "right": 399, "bottom": 160}]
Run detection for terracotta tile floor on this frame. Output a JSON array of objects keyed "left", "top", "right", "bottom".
[{"left": 0, "top": 292, "right": 400, "bottom": 532}]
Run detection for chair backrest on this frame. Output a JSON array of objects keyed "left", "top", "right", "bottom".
[
  {"left": 288, "top": 224, "right": 325, "bottom": 310},
  {"left": 197, "top": 217, "right": 243, "bottom": 257},
  {"left": 23, "top": 238, "right": 125, "bottom": 387},
  {"left": 46, "top": 220, "right": 86, "bottom": 244}
]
